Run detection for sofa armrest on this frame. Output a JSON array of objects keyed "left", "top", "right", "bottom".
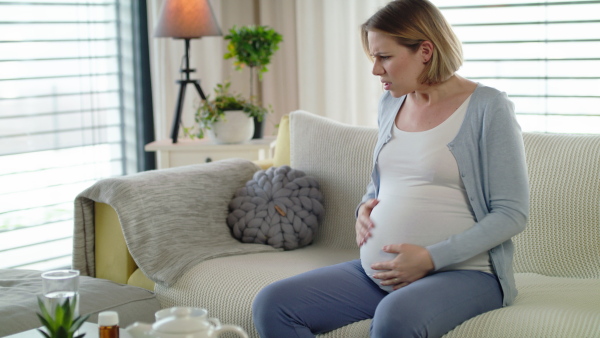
[
  {"left": 74, "top": 158, "right": 281, "bottom": 287},
  {"left": 95, "top": 202, "right": 155, "bottom": 289}
]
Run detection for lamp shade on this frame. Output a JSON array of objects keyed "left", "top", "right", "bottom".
[{"left": 154, "top": 0, "right": 222, "bottom": 39}]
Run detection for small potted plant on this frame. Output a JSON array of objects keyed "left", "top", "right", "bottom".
[
  {"left": 191, "top": 82, "right": 268, "bottom": 144},
  {"left": 224, "top": 25, "right": 283, "bottom": 138},
  {"left": 37, "top": 297, "right": 89, "bottom": 338}
]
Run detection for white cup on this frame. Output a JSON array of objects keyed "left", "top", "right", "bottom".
[{"left": 41, "top": 270, "right": 80, "bottom": 318}]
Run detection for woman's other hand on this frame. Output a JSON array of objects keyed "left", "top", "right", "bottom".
[
  {"left": 356, "top": 199, "right": 379, "bottom": 247},
  {"left": 371, "top": 243, "right": 435, "bottom": 290}
]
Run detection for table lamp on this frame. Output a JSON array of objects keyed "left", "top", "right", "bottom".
[{"left": 154, "top": 0, "right": 222, "bottom": 143}]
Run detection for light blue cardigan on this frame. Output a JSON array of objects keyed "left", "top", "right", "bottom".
[{"left": 360, "top": 83, "right": 530, "bottom": 306}]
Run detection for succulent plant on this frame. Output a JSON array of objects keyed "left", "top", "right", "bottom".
[{"left": 36, "top": 297, "right": 90, "bottom": 338}]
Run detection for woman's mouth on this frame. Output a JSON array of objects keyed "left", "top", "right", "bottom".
[{"left": 382, "top": 82, "right": 391, "bottom": 90}]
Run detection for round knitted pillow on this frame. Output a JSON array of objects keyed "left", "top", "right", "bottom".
[{"left": 227, "top": 165, "right": 324, "bottom": 250}]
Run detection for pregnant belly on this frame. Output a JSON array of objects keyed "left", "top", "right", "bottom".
[{"left": 360, "top": 198, "right": 475, "bottom": 292}]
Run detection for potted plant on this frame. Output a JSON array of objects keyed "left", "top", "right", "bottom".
[
  {"left": 223, "top": 25, "right": 283, "bottom": 138},
  {"left": 191, "top": 82, "right": 268, "bottom": 144},
  {"left": 37, "top": 297, "right": 89, "bottom": 338}
]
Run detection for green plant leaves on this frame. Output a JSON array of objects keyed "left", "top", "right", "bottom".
[
  {"left": 224, "top": 25, "right": 283, "bottom": 79},
  {"left": 37, "top": 296, "right": 90, "bottom": 338},
  {"left": 37, "top": 329, "right": 52, "bottom": 338},
  {"left": 186, "top": 25, "right": 282, "bottom": 140},
  {"left": 190, "top": 81, "right": 270, "bottom": 139}
]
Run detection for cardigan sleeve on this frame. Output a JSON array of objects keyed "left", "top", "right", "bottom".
[{"left": 356, "top": 92, "right": 390, "bottom": 217}]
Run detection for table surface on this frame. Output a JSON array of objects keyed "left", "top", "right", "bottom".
[
  {"left": 145, "top": 136, "right": 276, "bottom": 151},
  {"left": 6, "top": 322, "right": 131, "bottom": 338}
]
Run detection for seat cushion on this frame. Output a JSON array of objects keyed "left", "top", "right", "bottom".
[
  {"left": 0, "top": 269, "right": 160, "bottom": 336},
  {"left": 444, "top": 273, "right": 600, "bottom": 338},
  {"left": 155, "top": 246, "right": 360, "bottom": 338}
]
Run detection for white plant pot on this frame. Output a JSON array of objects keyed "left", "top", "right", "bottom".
[{"left": 208, "top": 110, "right": 254, "bottom": 144}]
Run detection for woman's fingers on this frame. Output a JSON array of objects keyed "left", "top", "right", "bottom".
[
  {"left": 355, "top": 199, "right": 379, "bottom": 246},
  {"left": 355, "top": 199, "right": 379, "bottom": 247},
  {"left": 379, "top": 276, "right": 410, "bottom": 290},
  {"left": 356, "top": 219, "right": 372, "bottom": 246}
]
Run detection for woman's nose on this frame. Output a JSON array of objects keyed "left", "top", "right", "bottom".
[{"left": 372, "top": 61, "right": 384, "bottom": 76}]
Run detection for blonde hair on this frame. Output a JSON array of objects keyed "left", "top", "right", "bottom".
[{"left": 361, "top": 0, "right": 463, "bottom": 85}]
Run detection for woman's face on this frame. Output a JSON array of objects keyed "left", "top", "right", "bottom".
[{"left": 367, "top": 30, "right": 427, "bottom": 98}]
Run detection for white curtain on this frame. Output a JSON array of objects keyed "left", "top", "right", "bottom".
[
  {"left": 148, "top": 0, "right": 389, "bottom": 141},
  {"left": 295, "top": 0, "right": 389, "bottom": 126}
]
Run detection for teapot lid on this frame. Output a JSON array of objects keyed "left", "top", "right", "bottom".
[{"left": 154, "top": 308, "right": 211, "bottom": 334}]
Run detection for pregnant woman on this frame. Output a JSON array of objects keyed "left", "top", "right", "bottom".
[{"left": 252, "top": 1, "right": 529, "bottom": 337}]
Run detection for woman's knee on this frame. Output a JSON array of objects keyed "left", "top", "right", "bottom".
[
  {"left": 253, "top": 278, "right": 320, "bottom": 338},
  {"left": 252, "top": 281, "right": 286, "bottom": 323},
  {"left": 253, "top": 277, "right": 308, "bottom": 324},
  {"left": 370, "top": 271, "right": 503, "bottom": 338},
  {"left": 370, "top": 297, "right": 429, "bottom": 338}
]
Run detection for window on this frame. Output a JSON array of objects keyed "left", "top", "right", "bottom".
[
  {"left": 0, "top": 1, "right": 153, "bottom": 270},
  {"left": 433, "top": 0, "right": 600, "bottom": 134}
]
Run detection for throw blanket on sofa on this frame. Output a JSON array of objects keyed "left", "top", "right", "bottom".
[{"left": 72, "top": 159, "right": 280, "bottom": 287}]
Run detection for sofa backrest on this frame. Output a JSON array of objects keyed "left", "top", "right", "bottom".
[
  {"left": 290, "top": 111, "right": 377, "bottom": 250},
  {"left": 289, "top": 111, "right": 600, "bottom": 278},
  {"left": 514, "top": 132, "right": 600, "bottom": 278}
]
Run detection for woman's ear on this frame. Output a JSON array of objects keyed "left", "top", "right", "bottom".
[{"left": 420, "top": 41, "right": 434, "bottom": 63}]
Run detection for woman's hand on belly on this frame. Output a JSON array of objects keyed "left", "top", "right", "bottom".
[
  {"left": 356, "top": 199, "right": 379, "bottom": 247},
  {"left": 371, "top": 243, "right": 435, "bottom": 290}
]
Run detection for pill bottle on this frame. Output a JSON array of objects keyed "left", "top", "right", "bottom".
[{"left": 98, "top": 311, "right": 119, "bottom": 338}]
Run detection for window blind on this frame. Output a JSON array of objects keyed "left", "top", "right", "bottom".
[
  {"left": 0, "top": 1, "right": 140, "bottom": 270},
  {"left": 432, "top": 0, "right": 600, "bottom": 134}
]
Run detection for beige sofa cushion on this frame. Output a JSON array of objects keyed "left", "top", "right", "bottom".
[
  {"left": 445, "top": 273, "right": 600, "bottom": 337},
  {"left": 289, "top": 110, "right": 378, "bottom": 250},
  {"left": 156, "top": 246, "right": 366, "bottom": 338},
  {"left": 514, "top": 133, "right": 600, "bottom": 278}
]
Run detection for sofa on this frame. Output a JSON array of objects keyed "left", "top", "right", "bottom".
[{"left": 73, "top": 110, "right": 600, "bottom": 337}]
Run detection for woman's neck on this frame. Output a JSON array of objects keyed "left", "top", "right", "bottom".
[{"left": 409, "top": 75, "right": 476, "bottom": 107}]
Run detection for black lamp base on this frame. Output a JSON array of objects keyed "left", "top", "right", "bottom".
[{"left": 170, "top": 38, "right": 206, "bottom": 143}]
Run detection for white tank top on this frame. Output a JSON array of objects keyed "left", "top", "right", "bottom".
[{"left": 360, "top": 95, "right": 491, "bottom": 292}]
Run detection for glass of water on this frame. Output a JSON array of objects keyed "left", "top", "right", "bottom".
[{"left": 41, "top": 269, "right": 80, "bottom": 317}]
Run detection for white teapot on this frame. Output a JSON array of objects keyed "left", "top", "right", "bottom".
[{"left": 126, "top": 307, "right": 249, "bottom": 338}]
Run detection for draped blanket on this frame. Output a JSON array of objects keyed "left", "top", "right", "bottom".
[{"left": 72, "top": 159, "right": 280, "bottom": 287}]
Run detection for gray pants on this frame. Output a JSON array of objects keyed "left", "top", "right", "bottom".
[{"left": 252, "top": 259, "right": 502, "bottom": 338}]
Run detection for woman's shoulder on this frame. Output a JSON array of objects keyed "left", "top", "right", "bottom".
[
  {"left": 472, "top": 83, "right": 508, "bottom": 101},
  {"left": 467, "top": 83, "right": 516, "bottom": 127},
  {"left": 470, "top": 83, "right": 514, "bottom": 113}
]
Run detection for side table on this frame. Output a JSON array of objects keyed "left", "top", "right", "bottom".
[
  {"left": 145, "top": 137, "right": 276, "bottom": 169},
  {"left": 5, "top": 322, "right": 131, "bottom": 338}
]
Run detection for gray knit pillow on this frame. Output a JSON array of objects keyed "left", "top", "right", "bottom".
[{"left": 227, "top": 166, "right": 324, "bottom": 250}]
